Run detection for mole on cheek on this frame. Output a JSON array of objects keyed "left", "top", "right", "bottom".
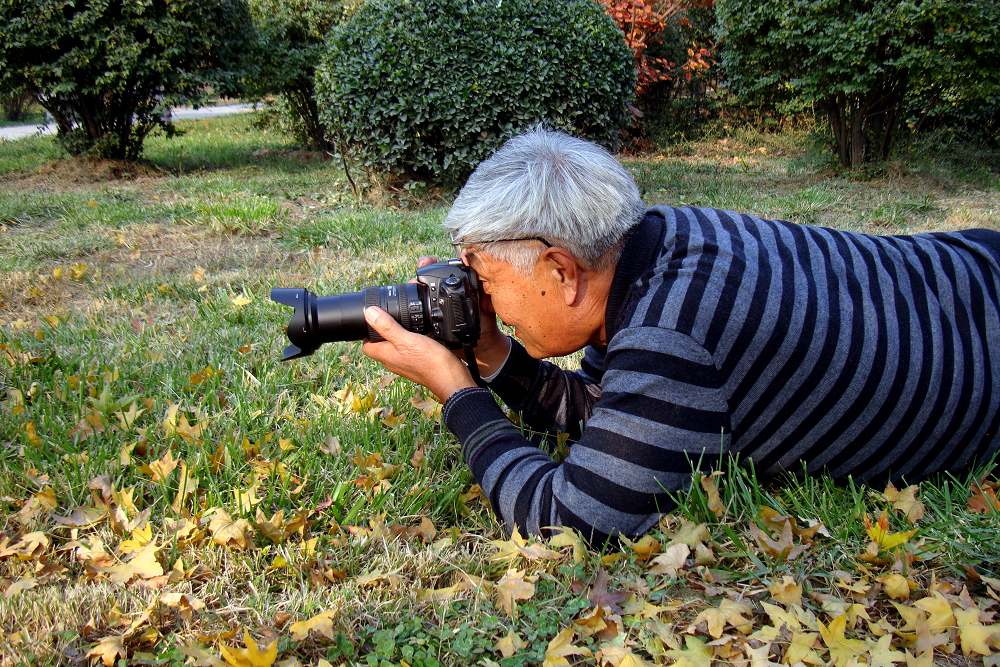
[{"left": 540, "top": 290, "right": 546, "bottom": 296}]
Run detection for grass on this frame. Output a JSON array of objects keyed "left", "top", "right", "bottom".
[{"left": 0, "top": 114, "right": 998, "bottom": 665}]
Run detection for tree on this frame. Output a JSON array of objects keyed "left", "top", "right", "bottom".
[
  {"left": 248, "top": 0, "right": 346, "bottom": 152},
  {"left": 0, "top": 0, "right": 255, "bottom": 161},
  {"left": 716, "top": 0, "right": 1000, "bottom": 167}
]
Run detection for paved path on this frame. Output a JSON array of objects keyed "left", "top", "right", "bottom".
[{"left": 0, "top": 103, "right": 257, "bottom": 142}]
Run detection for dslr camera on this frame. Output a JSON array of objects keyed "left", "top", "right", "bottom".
[{"left": 271, "top": 259, "right": 481, "bottom": 362}]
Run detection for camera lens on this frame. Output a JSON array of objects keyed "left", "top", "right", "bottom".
[{"left": 270, "top": 283, "right": 428, "bottom": 360}]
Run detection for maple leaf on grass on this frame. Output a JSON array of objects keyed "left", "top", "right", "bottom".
[
  {"left": 588, "top": 568, "right": 628, "bottom": 613},
  {"left": 663, "top": 636, "right": 712, "bottom": 667},
  {"left": 495, "top": 630, "right": 526, "bottom": 658},
  {"left": 220, "top": 630, "right": 278, "bottom": 667},
  {"left": 864, "top": 511, "right": 916, "bottom": 552},
  {"left": 495, "top": 568, "right": 536, "bottom": 617},
  {"left": 817, "top": 614, "right": 867, "bottom": 667},
  {"left": 954, "top": 606, "right": 1000, "bottom": 656},
  {"left": 288, "top": 609, "right": 336, "bottom": 642},
  {"left": 492, "top": 526, "right": 561, "bottom": 563},
  {"left": 542, "top": 627, "right": 591, "bottom": 667},
  {"left": 86, "top": 634, "right": 126, "bottom": 667}
]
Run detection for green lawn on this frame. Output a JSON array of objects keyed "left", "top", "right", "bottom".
[{"left": 1, "top": 115, "right": 998, "bottom": 665}]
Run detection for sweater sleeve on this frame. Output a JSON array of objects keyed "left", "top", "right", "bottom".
[
  {"left": 486, "top": 338, "right": 606, "bottom": 440},
  {"left": 444, "top": 327, "right": 731, "bottom": 546}
]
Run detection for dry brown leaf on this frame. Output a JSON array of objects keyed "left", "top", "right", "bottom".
[
  {"left": 206, "top": 509, "right": 254, "bottom": 549},
  {"left": 0, "top": 531, "right": 49, "bottom": 560},
  {"left": 648, "top": 543, "right": 689, "bottom": 577},
  {"left": 883, "top": 483, "right": 925, "bottom": 523},
  {"left": 542, "top": 627, "right": 591, "bottom": 667},
  {"left": 700, "top": 470, "right": 725, "bottom": 517},
  {"left": 495, "top": 630, "right": 526, "bottom": 658},
  {"left": 140, "top": 449, "right": 178, "bottom": 482},
  {"left": 86, "top": 634, "right": 126, "bottom": 667},
  {"left": 4, "top": 576, "right": 37, "bottom": 598},
  {"left": 496, "top": 568, "right": 536, "bottom": 617}
]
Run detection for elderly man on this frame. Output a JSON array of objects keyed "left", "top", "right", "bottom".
[{"left": 362, "top": 128, "right": 1000, "bottom": 546}]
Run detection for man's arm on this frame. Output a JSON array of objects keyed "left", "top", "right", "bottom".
[
  {"left": 445, "top": 327, "right": 731, "bottom": 546},
  {"left": 486, "top": 339, "right": 606, "bottom": 440}
]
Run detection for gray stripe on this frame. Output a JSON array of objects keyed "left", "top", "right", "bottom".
[
  {"left": 660, "top": 207, "right": 702, "bottom": 330},
  {"left": 609, "top": 326, "right": 715, "bottom": 364},
  {"left": 586, "top": 407, "right": 727, "bottom": 453},
  {"left": 601, "top": 368, "right": 728, "bottom": 412},
  {"left": 551, "top": 467, "right": 659, "bottom": 535},
  {"left": 462, "top": 419, "right": 521, "bottom": 461},
  {"left": 567, "top": 445, "right": 691, "bottom": 494},
  {"left": 714, "top": 212, "right": 763, "bottom": 364},
  {"left": 691, "top": 208, "right": 735, "bottom": 343}
]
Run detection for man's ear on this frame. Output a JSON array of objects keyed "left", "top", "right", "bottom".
[{"left": 540, "top": 248, "right": 583, "bottom": 305}]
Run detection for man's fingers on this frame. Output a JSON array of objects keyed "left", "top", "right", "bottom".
[
  {"left": 417, "top": 256, "right": 439, "bottom": 268},
  {"left": 364, "top": 307, "right": 404, "bottom": 342}
]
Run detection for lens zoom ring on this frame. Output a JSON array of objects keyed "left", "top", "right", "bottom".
[{"left": 363, "top": 288, "right": 384, "bottom": 342}]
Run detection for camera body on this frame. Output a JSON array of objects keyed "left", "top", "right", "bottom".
[
  {"left": 271, "top": 259, "right": 481, "bottom": 361},
  {"left": 411, "top": 259, "right": 482, "bottom": 349}
]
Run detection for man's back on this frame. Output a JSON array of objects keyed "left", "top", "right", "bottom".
[{"left": 624, "top": 206, "right": 1000, "bottom": 483}]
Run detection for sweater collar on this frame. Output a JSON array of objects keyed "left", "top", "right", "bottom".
[{"left": 603, "top": 209, "right": 667, "bottom": 342}]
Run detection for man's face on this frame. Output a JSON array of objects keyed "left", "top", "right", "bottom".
[{"left": 464, "top": 250, "right": 587, "bottom": 358}]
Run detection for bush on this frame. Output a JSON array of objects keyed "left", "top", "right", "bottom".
[
  {"left": 249, "top": 0, "right": 347, "bottom": 151},
  {"left": 315, "top": 0, "right": 636, "bottom": 184},
  {"left": 716, "top": 0, "right": 1000, "bottom": 168},
  {"left": 0, "top": 0, "right": 254, "bottom": 161},
  {"left": 2, "top": 90, "right": 33, "bottom": 122}
]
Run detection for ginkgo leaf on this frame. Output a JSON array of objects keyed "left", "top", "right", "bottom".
[
  {"left": 288, "top": 609, "right": 336, "bottom": 642},
  {"left": 542, "top": 627, "right": 591, "bottom": 667},
  {"left": 220, "top": 630, "right": 278, "bottom": 667}
]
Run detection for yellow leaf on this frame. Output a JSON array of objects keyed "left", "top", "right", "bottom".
[
  {"left": 865, "top": 634, "right": 906, "bottom": 667},
  {"left": 105, "top": 543, "right": 163, "bottom": 584},
  {"left": 878, "top": 573, "right": 913, "bottom": 601},
  {"left": 172, "top": 462, "right": 199, "bottom": 515},
  {"left": 783, "top": 631, "right": 823, "bottom": 665},
  {"left": 864, "top": 511, "right": 916, "bottom": 551},
  {"left": 231, "top": 294, "right": 252, "bottom": 309},
  {"left": 492, "top": 526, "right": 561, "bottom": 563},
  {"left": 648, "top": 542, "right": 689, "bottom": 577},
  {"left": 955, "top": 607, "right": 999, "bottom": 656},
  {"left": 233, "top": 484, "right": 262, "bottom": 514},
  {"left": 416, "top": 581, "right": 470, "bottom": 603},
  {"left": 664, "top": 636, "right": 712, "bottom": 667},
  {"left": 666, "top": 518, "right": 710, "bottom": 548},
  {"left": 769, "top": 575, "right": 803, "bottom": 607},
  {"left": 140, "top": 449, "right": 178, "bottom": 482},
  {"left": 118, "top": 523, "right": 153, "bottom": 554},
  {"left": 159, "top": 592, "right": 206, "bottom": 623},
  {"left": 277, "top": 438, "right": 295, "bottom": 452},
  {"left": 547, "top": 525, "right": 588, "bottom": 564},
  {"left": 624, "top": 534, "right": 661, "bottom": 562},
  {"left": 0, "top": 531, "right": 50, "bottom": 560},
  {"left": 883, "top": 482, "right": 925, "bottom": 523},
  {"left": 912, "top": 595, "right": 955, "bottom": 633},
  {"left": 86, "top": 635, "right": 125, "bottom": 667},
  {"left": 206, "top": 508, "right": 254, "bottom": 549},
  {"left": 288, "top": 609, "right": 336, "bottom": 642},
  {"left": 410, "top": 395, "right": 441, "bottom": 418},
  {"left": 4, "top": 576, "right": 37, "bottom": 598},
  {"left": 904, "top": 649, "right": 933, "bottom": 667},
  {"left": 542, "top": 627, "right": 591, "bottom": 667},
  {"left": 24, "top": 420, "right": 42, "bottom": 446},
  {"left": 700, "top": 470, "right": 725, "bottom": 517},
  {"left": 691, "top": 599, "right": 753, "bottom": 638},
  {"left": 495, "top": 630, "right": 526, "bottom": 658},
  {"left": 496, "top": 568, "right": 536, "bottom": 617},
  {"left": 597, "top": 644, "right": 653, "bottom": 667},
  {"left": 817, "top": 614, "right": 867, "bottom": 667},
  {"left": 221, "top": 630, "right": 278, "bottom": 667}
]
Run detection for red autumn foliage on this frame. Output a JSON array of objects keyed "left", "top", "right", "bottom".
[{"left": 601, "top": 0, "right": 715, "bottom": 97}]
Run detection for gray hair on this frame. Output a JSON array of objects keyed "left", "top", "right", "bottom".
[{"left": 444, "top": 127, "right": 644, "bottom": 272}]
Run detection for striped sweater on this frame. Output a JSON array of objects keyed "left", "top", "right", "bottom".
[{"left": 442, "top": 206, "right": 1000, "bottom": 546}]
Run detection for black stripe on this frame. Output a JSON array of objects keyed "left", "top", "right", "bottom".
[
  {"left": 754, "top": 228, "right": 869, "bottom": 474},
  {"left": 563, "top": 462, "right": 672, "bottom": 515},
  {"left": 871, "top": 237, "right": 955, "bottom": 480},
  {"left": 675, "top": 207, "right": 720, "bottom": 335},
  {"left": 512, "top": 463, "right": 557, "bottom": 530},
  {"left": 719, "top": 214, "right": 774, "bottom": 375},
  {"left": 729, "top": 218, "right": 799, "bottom": 411},
  {"left": 730, "top": 221, "right": 817, "bottom": 443},
  {"left": 554, "top": 496, "right": 614, "bottom": 549},
  {"left": 704, "top": 209, "right": 747, "bottom": 353},
  {"left": 905, "top": 243, "right": 978, "bottom": 475},
  {"left": 599, "top": 391, "right": 727, "bottom": 433},
  {"left": 575, "top": 426, "right": 722, "bottom": 473},
  {"left": 537, "top": 475, "right": 556, "bottom": 536},
  {"left": 829, "top": 235, "right": 913, "bottom": 479},
  {"left": 605, "top": 348, "right": 722, "bottom": 388},
  {"left": 738, "top": 224, "right": 841, "bottom": 463},
  {"left": 796, "top": 233, "right": 892, "bottom": 466},
  {"left": 643, "top": 209, "right": 689, "bottom": 328},
  {"left": 849, "top": 236, "right": 939, "bottom": 477}
]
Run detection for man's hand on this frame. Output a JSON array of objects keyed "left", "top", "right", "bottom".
[
  {"left": 362, "top": 306, "right": 476, "bottom": 402},
  {"left": 418, "top": 256, "right": 511, "bottom": 378}
]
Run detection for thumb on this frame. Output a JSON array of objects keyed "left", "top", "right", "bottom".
[{"left": 364, "top": 306, "right": 403, "bottom": 341}]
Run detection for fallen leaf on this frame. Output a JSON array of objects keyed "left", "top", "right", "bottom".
[
  {"left": 288, "top": 609, "right": 336, "bottom": 642},
  {"left": 547, "top": 525, "right": 588, "bottom": 564},
  {"left": 86, "top": 635, "right": 126, "bottom": 667},
  {"left": 878, "top": 573, "right": 913, "bottom": 601},
  {"left": 954, "top": 606, "right": 999, "bottom": 656},
  {"left": 220, "top": 630, "right": 278, "bottom": 667},
  {"left": 496, "top": 568, "right": 536, "bottom": 617},
  {"left": 4, "top": 576, "right": 37, "bottom": 598},
  {"left": 140, "top": 449, "right": 178, "bottom": 482},
  {"left": 865, "top": 634, "right": 906, "bottom": 667},
  {"left": 883, "top": 483, "right": 925, "bottom": 523},
  {"left": 105, "top": 543, "right": 163, "bottom": 584},
  {"left": 206, "top": 509, "right": 254, "bottom": 549},
  {"left": 542, "top": 627, "right": 591, "bottom": 667},
  {"left": 588, "top": 569, "right": 628, "bottom": 613},
  {"left": 495, "top": 630, "right": 526, "bottom": 658},
  {"left": 492, "top": 526, "right": 561, "bottom": 562},
  {"left": 864, "top": 511, "right": 917, "bottom": 551},
  {"left": 648, "top": 543, "right": 689, "bottom": 577},
  {"left": 700, "top": 470, "right": 725, "bottom": 517},
  {"left": 596, "top": 643, "right": 652, "bottom": 667},
  {"left": 664, "top": 636, "right": 712, "bottom": 667},
  {"left": 768, "top": 575, "right": 803, "bottom": 606},
  {"left": 817, "top": 614, "right": 867, "bottom": 667}
]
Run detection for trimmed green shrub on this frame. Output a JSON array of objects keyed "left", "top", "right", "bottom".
[
  {"left": 716, "top": 0, "right": 1000, "bottom": 167},
  {"left": 249, "top": 0, "right": 348, "bottom": 151},
  {"left": 315, "top": 0, "right": 636, "bottom": 184},
  {"left": 0, "top": 0, "right": 254, "bottom": 161}
]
